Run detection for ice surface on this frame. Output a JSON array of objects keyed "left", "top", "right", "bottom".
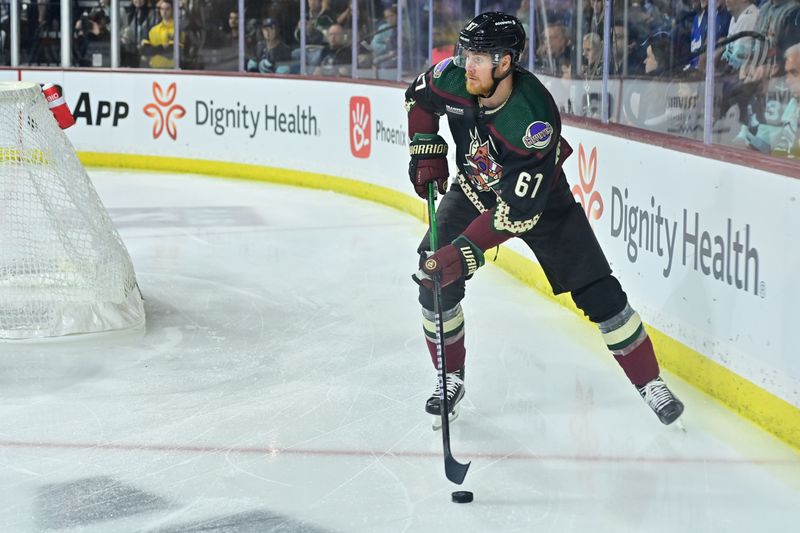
[{"left": 0, "top": 170, "right": 798, "bottom": 532}]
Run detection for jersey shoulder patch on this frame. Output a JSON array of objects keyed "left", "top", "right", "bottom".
[
  {"left": 492, "top": 71, "right": 559, "bottom": 153},
  {"left": 430, "top": 58, "right": 471, "bottom": 101}
]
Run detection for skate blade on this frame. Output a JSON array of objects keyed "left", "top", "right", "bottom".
[{"left": 431, "top": 405, "right": 460, "bottom": 431}]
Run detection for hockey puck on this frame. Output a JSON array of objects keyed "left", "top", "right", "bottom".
[{"left": 451, "top": 490, "right": 473, "bottom": 503}]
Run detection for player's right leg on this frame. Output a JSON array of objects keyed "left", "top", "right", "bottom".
[
  {"left": 420, "top": 304, "right": 466, "bottom": 429},
  {"left": 416, "top": 187, "right": 479, "bottom": 429}
]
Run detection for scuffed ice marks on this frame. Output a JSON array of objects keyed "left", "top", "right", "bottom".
[
  {"left": 33, "top": 477, "right": 335, "bottom": 533},
  {"left": 35, "top": 476, "right": 170, "bottom": 530},
  {"left": 152, "top": 510, "right": 336, "bottom": 533}
]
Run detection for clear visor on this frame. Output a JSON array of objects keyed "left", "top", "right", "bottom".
[{"left": 453, "top": 43, "right": 502, "bottom": 69}]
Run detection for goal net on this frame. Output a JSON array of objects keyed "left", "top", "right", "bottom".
[{"left": 0, "top": 81, "right": 144, "bottom": 339}]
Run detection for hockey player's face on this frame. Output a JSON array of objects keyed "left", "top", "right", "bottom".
[{"left": 463, "top": 52, "right": 495, "bottom": 95}]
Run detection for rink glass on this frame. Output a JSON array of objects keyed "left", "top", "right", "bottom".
[{"left": 7, "top": 0, "right": 800, "bottom": 159}]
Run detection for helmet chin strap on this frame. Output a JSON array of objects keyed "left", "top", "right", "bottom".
[{"left": 480, "top": 63, "right": 514, "bottom": 99}]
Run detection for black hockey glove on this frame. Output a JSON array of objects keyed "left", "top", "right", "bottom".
[{"left": 409, "top": 133, "right": 449, "bottom": 198}]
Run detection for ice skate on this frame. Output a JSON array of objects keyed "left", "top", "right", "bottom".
[
  {"left": 637, "top": 376, "right": 684, "bottom": 425},
  {"left": 426, "top": 368, "right": 465, "bottom": 430}
]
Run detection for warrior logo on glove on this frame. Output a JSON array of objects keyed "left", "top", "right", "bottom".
[
  {"left": 408, "top": 133, "right": 450, "bottom": 198},
  {"left": 409, "top": 143, "right": 448, "bottom": 156},
  {"left": 413, "top": 236, "right": 485, "bottom": 289}
]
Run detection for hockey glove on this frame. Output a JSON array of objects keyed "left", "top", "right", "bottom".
[
  {"left": 409, "top": 133, "right": 449, "bottom": 198},
  {"left": 412, "top": 236, "right": 485, "bottom": 289}
]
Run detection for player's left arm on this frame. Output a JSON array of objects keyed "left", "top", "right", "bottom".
[{"left": 416, "top": 138, "right": 572, "bottom": 288}]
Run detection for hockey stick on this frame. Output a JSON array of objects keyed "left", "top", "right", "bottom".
[{"left": 427, "top": 182, "right": 471, "bottom": 485}]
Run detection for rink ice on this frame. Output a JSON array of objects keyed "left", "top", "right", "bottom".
[{"left": 0, "top": 170, "right": 798, "bottom": 532}]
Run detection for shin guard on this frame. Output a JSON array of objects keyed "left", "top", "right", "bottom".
[
  {"left": 422, "top": 304, "right": 466, "bottom": 371},
  {"left": 598, "top": 303, "right": 660, "bottom": 386}
]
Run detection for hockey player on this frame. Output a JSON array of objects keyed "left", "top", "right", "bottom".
[{"left": 407, "top": 12, "right": 684, "bottom": 427}]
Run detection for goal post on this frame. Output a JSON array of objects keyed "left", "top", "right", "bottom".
[{"left": 0, "top": 81, "right": 145, "bottom": 339}]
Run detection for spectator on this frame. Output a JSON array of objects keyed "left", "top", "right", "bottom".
[
  {"left": 722, "top": 0, "right": 800, "bottom": 142},
  {"left": 646, "top": 0, "right": 680, "bottom": 34},
  {"left": 688, "top": 0, "right": 731, "bottom": 70},
  {"left": 94, "top": 0, "right": 110, "bottom": 22},
  {"left": 227, "top": 10, "right": 240, "bottom": 42},
  {"left": 638, "top": 32, "right": 706, "bottom": 135},
  {"left": 26, "top": 0, "right": 61, "bottom": 65},
  {"left": 611, "top": 23, "right": 645, "bottom": 75},
  {"left": 334, "top": 2, "right": 352, "bottom": 28},
  {"left": 247, "top": 17, "right": 292, "bottom": 74},
  {"left": 737, "top": 42, "right": 800, "bottom": 154},
  {"left": 611, "top": 24, "right": 628, "bottom": 75},
  {"left": 741, "top": 0, "right": 800, "bottom": 83},
  {"left": 264, "top": 0, "right": 301, "bottom": 47},
  {"left": 584, "top": 0, "right": 606, "bottom": 37},
  {"left": 514, "top": 0, "right": 533, "bottom": 65},
  {"left": 314, "top": 23, "right": 350, "bottom": 76},
  {"left": 141, "top": 0, "right": 184, "bottom": 68},
  {"left": 667, "top": 2, "right": 691, "bottom": 62},
  {"left": 207, "top": 9, "right": 240, "bottom": 48},
  {"left": 715, "top": 0, "right": 760, "bottom": 139},
  {"left": 771, "top": 42, "right": 800, "bottom": 156},
  {"left": 295, "top": 0, "right": 338, "bottom": 46},
  {"left": 120, "top": 0, "right": 158, "bottom": 68},
  {"left": 333, "top": 1, "right": 383, "bottom": 31},
  {"left": 362, "top": 3, "right": 397, "bottom": 67},
  {"left": 720, "top": 0, "right": 759, "bottom": 71},
  {"left": 176, "top": 0, "right": 209, "bottom": 70},
  {"left": 581, "top": 32, "right": 603, "bottom": 78},
  {"left": 625, "top": 0, "right": 660, "bottom": 38},
  {"left": 516, "top": 0, "right": 531, "bottom": 36},
  {"left": 536, "top": 24, "right": 572, "bottom": 77},
  {"left": 644, "top": 32, "right": 673, "bottom": 75},
  {"left": 203, "top": 10, "right": 242, "bottom": 70},
  {"left": 74, "top": 7, "right": 110, "bottom": 67}
]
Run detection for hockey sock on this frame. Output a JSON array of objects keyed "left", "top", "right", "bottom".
[
  {"left": 598, "top": 303, "right": 660, "bottom": 386},
  {"left": 422, "top": 304, "right": 466, "bottom": 371}
]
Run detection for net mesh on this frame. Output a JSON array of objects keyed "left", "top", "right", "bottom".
[{"left": 0, "top": 81, "right": 144, "bottom": 339}]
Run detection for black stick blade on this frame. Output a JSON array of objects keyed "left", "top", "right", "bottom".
[{"left": 445, "top": 456, "right": 471, "bottom": 485}]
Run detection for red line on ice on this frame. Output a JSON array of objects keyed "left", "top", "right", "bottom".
[{"left": 0, "top": 440, "right": 796, "bottom": 465}]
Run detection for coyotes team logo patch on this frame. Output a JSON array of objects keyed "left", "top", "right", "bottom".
[
  {"left": 523, "top": 121, "right": 553, "bottom": 149},
  {"left": 464, "top": 130, "right": 503, "bottom": 192}
]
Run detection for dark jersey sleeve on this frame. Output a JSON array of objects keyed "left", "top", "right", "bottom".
[{"left": 405, "top": 61, "right": 452, "bottom": 136}]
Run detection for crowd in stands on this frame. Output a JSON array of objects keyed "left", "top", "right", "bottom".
[
  {"left": 3, "top": 0, "right": 800, "bottom": 157},
  {"left": 2, "top": 0, "right": 397, "bottom": 73},
  {"left": 527, "top": 0, "right": 800, "bottom": 156}
]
